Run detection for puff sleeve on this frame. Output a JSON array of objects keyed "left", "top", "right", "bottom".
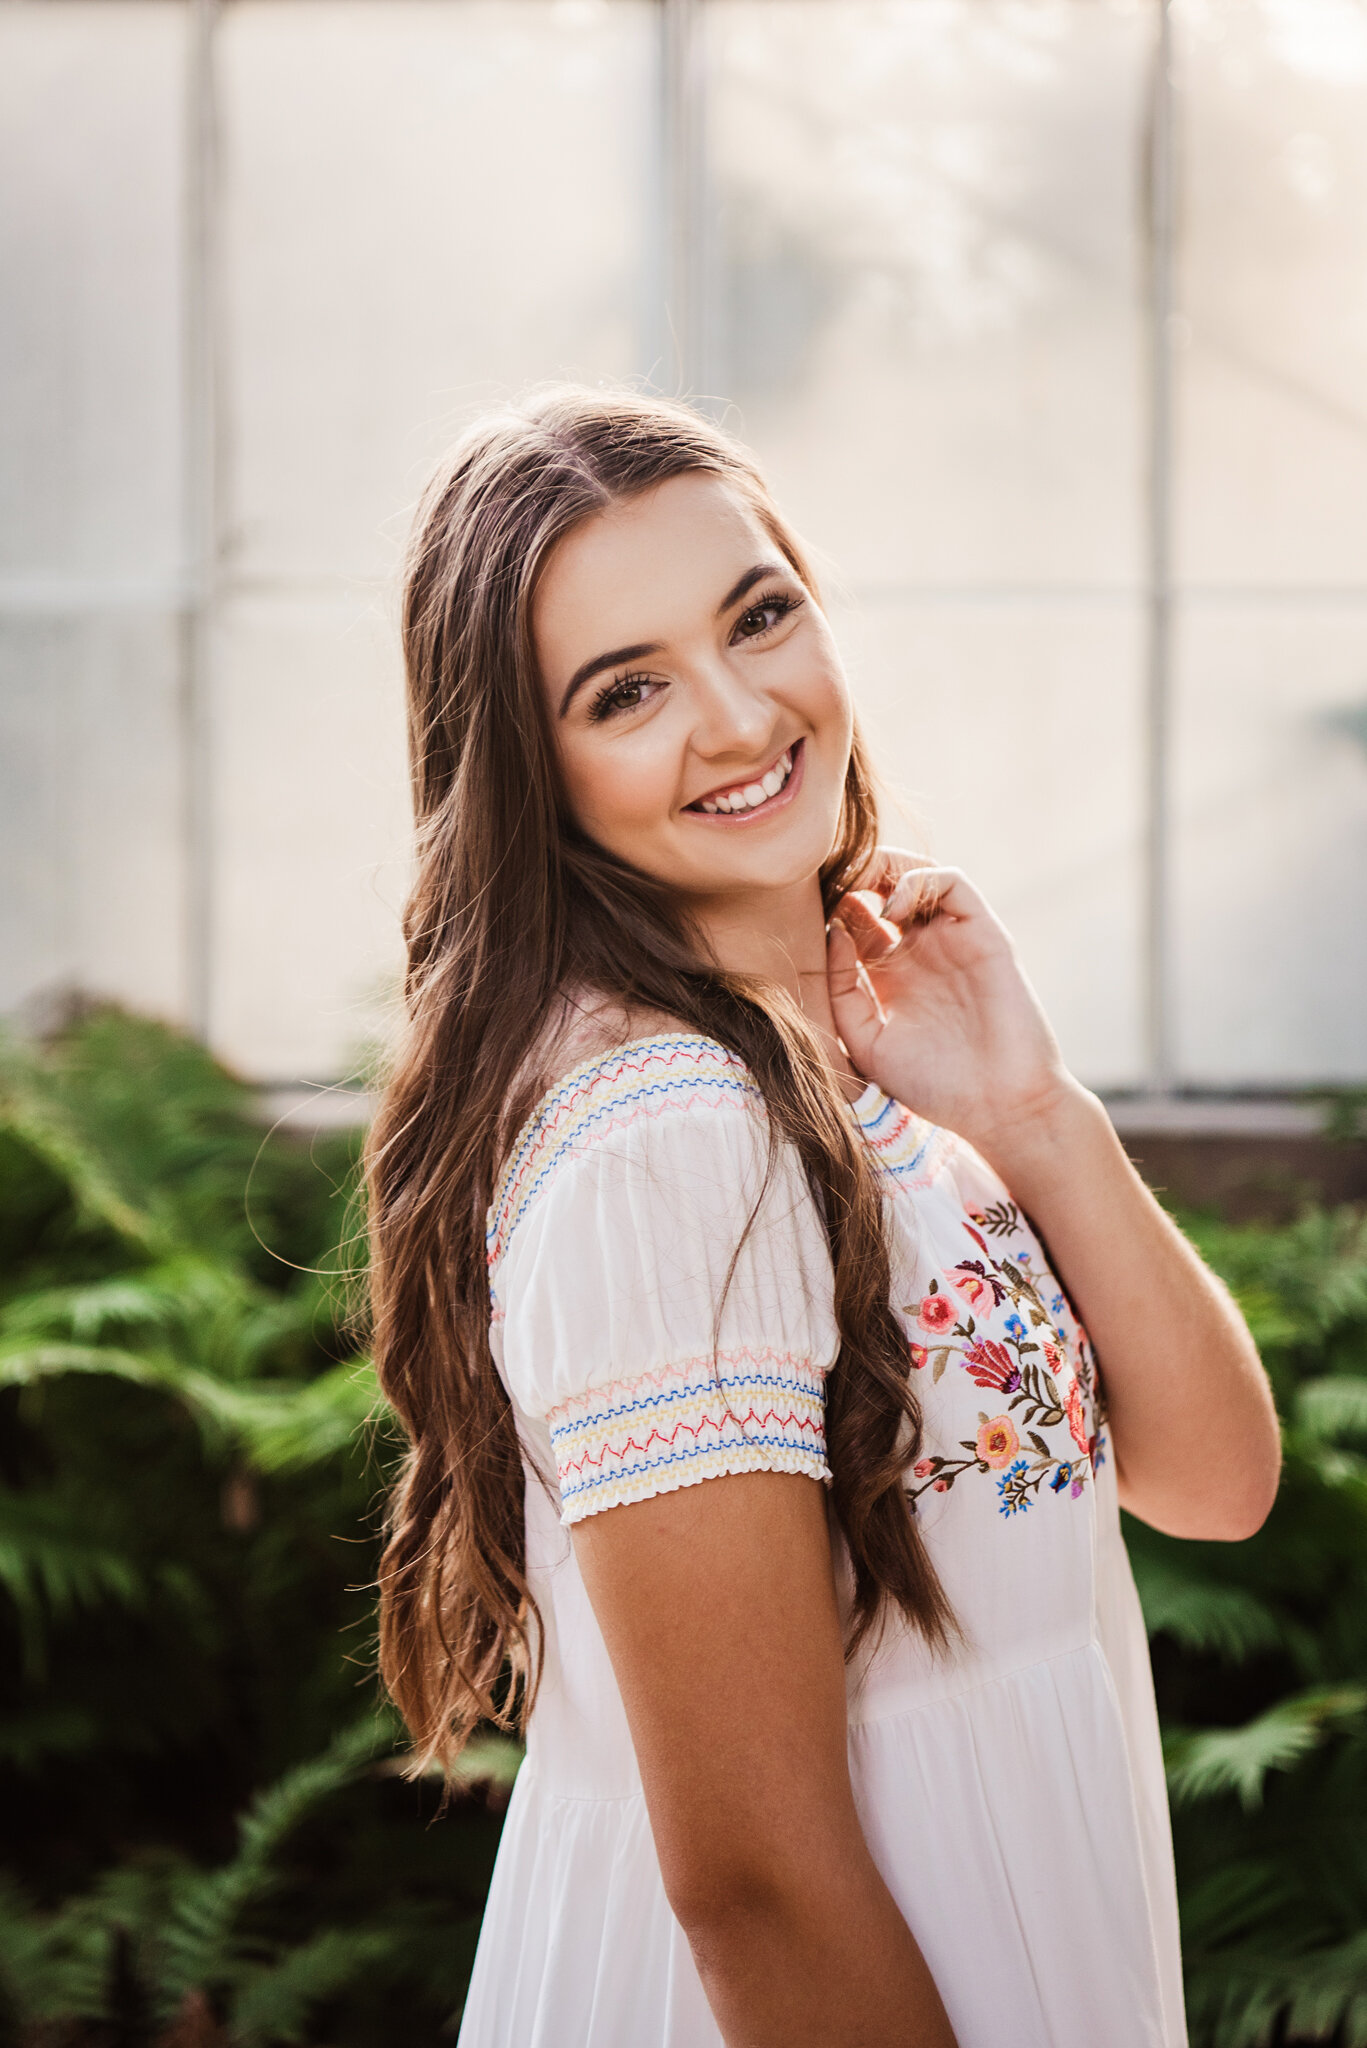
[{"left": 486, "top": 1036, "right": 839, "bottom": 1523}]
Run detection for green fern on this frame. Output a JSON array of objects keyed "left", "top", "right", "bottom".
[
  {"left": 1185, "top": 1934, "right": 1367, "bottom": 2048},
  {"left": 0, "top": 1874, "right": 112, "bottom": 2027},
  {"left": 154, "top": 1719, "right": 392, "bottom": 2022},
  {"left": 1131, "top": 1552, "right": 1286, "bottom": 1665},
  {"left": 229, "top": 1927, "right": 398, "bottom": 2046},
  {"left": 6, "top": 1005, "right": 1363, "bottom": 2046},
  {"left": 1165, "top": 1688, "right": 1367, "bottom": 1812},
  {"left": 1298, "top": 1375, "right": 1367, "bottom": 1444}
]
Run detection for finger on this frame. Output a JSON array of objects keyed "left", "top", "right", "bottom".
[
  {"left": 851, "top": 845, "right": 935, "bottom": 899},
  {"left": 883, "top": 862, "right": 983, "bottom": 931},
  {"left": 835, "top": 891, "right": 903, "bottom": 961},
  {"left": 826, "top": 920, "right": 885, "bottom": 1065}
]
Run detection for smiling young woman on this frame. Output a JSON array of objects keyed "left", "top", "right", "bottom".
[{"left": 365, "top": 386, "right": 1281, "bottom": 2048}]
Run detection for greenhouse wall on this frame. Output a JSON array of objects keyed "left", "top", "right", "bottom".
[{"left": 2, "top": 0, "right": 1365, "bottom": 1091}]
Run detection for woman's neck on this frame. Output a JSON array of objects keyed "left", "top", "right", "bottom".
[{"left": 691, "top": 876, "right": 861, "bottom": 1092}]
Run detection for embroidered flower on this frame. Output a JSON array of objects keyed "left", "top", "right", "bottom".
[
  {"left": 996, "top": 1460, "right": 1034, "bottom": 1515},
  {"left": 963, "top": 1339, "right": 1021, "bottom": 1395},
  {"left": 976, "top": 1415, "right": 1020, "bottom": 1469},
  {"left": 1064, "top": 1377, "right": 1090, "bottom": 1454},
  {"left": 895, "top": 1189, "right": 1105, "bottom": 1520},
  {"left": 951, "top": 1270, "right": 992, "bottom": 1311},
  {"left": 918, "top": 1292, "right": 957, "bottom": 1335},
  {"left": 950, "top": 1260, "right": 1007, "bottom": 1310}
]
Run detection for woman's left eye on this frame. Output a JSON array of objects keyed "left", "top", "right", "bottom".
[{"left": 733, "top": 591, "right": 803, "bottom": 641}]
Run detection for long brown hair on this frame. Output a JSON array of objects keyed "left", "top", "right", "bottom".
[{"left": 367, "top": 385, "right": 953, "bottom": 1775}]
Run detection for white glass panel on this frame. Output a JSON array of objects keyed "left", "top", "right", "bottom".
[
  {"left": 1172, "top": 601, "right": 1367, "bottom": 1083},
  {"left": 209, "top": 0, "right": 659, "bottom": 1073},
  {"left": 1175, "top": 0, "right": 1367, "bottom": 586},
  {"left": 0, "top": 616, "right": 186, "bottom": 1020},
  {"left": 703, "top": 0, "right": 1150, "bottom": 587},
  {"left": 209, "top": 593, "right": 410, "bottom": 1081},
  {"left": 218, "top": 0, "right": 658, "bottom": 587},
  {"left": 831, "top": 595, "right": 1146, "bottom": 1088},
  {"left": 0, "top": 3, "right": 186, "bottom": 588}
]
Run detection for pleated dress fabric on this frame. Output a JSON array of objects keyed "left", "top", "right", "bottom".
[{"left": 458, "top": 1034, "right": 1188, "bottom": 2048}]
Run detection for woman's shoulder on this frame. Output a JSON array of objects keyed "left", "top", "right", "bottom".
[{"left": 487, "top": 999, "right": 762, "bottom": 1269}]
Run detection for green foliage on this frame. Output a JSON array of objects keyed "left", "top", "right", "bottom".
[
  {"left": 1126, "top": 1196, "right": 1367, "bottom": 2046},
  {"left": 4, "top": 1008, "right": 1367, "bottom": 2046},
  {"left": 0, "top": 1010, "right": 515, "bottom": 2047}
]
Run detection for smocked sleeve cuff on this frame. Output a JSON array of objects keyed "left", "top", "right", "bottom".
[{"left": 548, "top": 1347, "right": 831, "bottom": 1523}]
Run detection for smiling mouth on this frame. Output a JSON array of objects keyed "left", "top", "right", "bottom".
[{"left": 685, "top": 738, "right": 804, "bottom": 821}]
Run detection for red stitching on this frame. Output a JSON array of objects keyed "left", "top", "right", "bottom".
[{"left": 556, "top": 1405, "right": 825, "bottom": 1478}]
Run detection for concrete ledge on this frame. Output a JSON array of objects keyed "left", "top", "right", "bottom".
[
  {"left": 1102, "top": 1096, "right": 1327, "bottom": 1139},
  {"left": 255, "top": 1085, "right": 377, "bottom": 1132},
  {"left": 255, "top": 1084, "right": 1342, "bottom": 1145}
]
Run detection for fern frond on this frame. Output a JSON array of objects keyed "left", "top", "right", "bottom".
[
  {"left": 0, "top": 1875, "right": 114, "bottom": 2026},
  {"left": 1166, "top": 1687, "right": 1367, "bottom": 1811},
  {"left": 176, "top": 1360, "right": 388, "bottom": 1474},
  {"left": 0, "top": 1341, "right": 384, "bottom": 1474},
  {"left": 1130, "top": 1552, "right": 1285, "bottom": 1664},
  {"left": 0, "top": 1705, "right": 102, "bottom": 1769},
  {"left": 1298, "top": 1376, "right": 1367, "bottom": 1444},
  {"left": 228, "top": 1927, "right": 396, "bottom": 2045},
  {"left": 0, "top": 1337, "right": 169, "bottom": 1393},
  {"left": 1186, "top": 1932, "right": 1367, "bottom": 2048},
  {"left": 1183, "top": 1205, "right": 1367, "bottom": 1352},
  {"left": 153, "top": 1719, "right": 394, "bottom": 2019},
  {"left": 0, "top": 1487, "right": 150, "bottom": 1617},
  {"left": 0, "top": 1031, "right": 164, "bottom": 1255}
]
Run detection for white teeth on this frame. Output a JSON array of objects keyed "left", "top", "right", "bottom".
[{"left": 693, "top": 745, "right": 796, "bottom": 815}]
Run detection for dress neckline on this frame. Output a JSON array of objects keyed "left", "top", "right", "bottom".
[{"left": 502, "top": 1028, "right": 904, "bottom": 1170}]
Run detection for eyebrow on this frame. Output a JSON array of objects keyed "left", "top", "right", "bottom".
[{"left": 557, "top": 560, "right": 790, "bottom": 718}]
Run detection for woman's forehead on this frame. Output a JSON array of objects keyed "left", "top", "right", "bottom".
[{"left": 533, "top": 474, "right": 770, "bottom": 675}]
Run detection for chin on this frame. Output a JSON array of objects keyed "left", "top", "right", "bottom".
[{"left": 676, "top": 833, "right": 834, "bottom": 902}]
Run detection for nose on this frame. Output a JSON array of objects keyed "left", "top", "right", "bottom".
[{"left": 686, "top": 657, "right": 776, "bottom": 764}]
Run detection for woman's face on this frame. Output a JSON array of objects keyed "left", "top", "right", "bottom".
[{"left": 533, "top": 471, "right": 854, "bottom": 915}]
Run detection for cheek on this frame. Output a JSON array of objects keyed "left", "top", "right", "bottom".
[
  {"left": 559, "top": 737, "right": 679, "bottom": 848},
  {"left": 778, "top": 615, "right": 849, "bottom": 721},
  {"left": 792, "top": 643, "right": 853, "bottom": 763}
]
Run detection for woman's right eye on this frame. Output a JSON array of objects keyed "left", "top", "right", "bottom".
[{"left": 587, "top": 673, "right": 658, "bottom": 723}]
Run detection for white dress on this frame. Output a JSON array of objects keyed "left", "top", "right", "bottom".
[{"left": 458, "top": 1034, "right": 1187, "bottom": 2048}]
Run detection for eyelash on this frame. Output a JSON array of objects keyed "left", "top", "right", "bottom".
[{"left": 585, "top": 590, "right": 805, "bottom": 724}]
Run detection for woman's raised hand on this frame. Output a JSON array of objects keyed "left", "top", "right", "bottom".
[{"left": 826, "top": 848, "right": 1080, "bottom": 1168}]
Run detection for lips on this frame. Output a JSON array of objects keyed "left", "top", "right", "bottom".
[{"left": 685, "top": 739, "right": 803, "bottom": 819}]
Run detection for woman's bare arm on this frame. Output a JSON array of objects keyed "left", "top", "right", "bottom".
[
  {"left": 827, "top": 858, "right": 1281, "bottom": 1543},
  {"left": 572, "top": 1471, "right": 957, "bottom": 2048}
]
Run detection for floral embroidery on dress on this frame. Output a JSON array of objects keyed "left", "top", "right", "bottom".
[{"left": 903, "top": 1209, "right": 1106, "bottom": 1517}]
